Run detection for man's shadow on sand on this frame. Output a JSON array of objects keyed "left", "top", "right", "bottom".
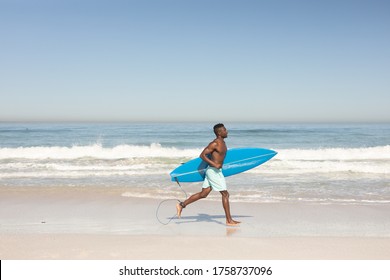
[{"left": 172, "top": 213, "right": 252, "bottom": 226}]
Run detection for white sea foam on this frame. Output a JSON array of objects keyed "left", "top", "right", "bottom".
[
  {"left": 0, "top": 143, "right": 200, "bottom": 160},
  {"left": 2, "top": 123, "right": 389, "bottom": 206},
  {"left": 275, "top": 146, "right": 390, "bottom": 161},
  {"left": 1, "top": 144, "right": 389, "bottom": 205},
  {"left": 1, "top": 144, "right": 389, "bottom": 160},
  {"left": 247, "top": 146, "right": 390, "bottom": 175},
  {"left": 0, "top": 145, "right": 389, "bottom": 181}
]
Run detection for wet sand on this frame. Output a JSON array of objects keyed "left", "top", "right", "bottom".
[{"left": 1, "top": 186, "right": 389, "bottom": 259}]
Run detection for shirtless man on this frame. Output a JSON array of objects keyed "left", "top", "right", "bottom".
[{"left": 176, "top": 123, "right": 240, "bottom": 226}]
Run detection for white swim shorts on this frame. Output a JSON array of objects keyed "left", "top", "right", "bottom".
[{"left": 202, "top": 167, "right": 227, "bottom": 191}]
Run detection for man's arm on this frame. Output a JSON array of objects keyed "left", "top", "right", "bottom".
[{"left": 200, "top": 142, "right": 222, "bottom": 169}]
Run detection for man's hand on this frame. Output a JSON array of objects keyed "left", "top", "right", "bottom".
[{"left": 211, "top": 162, "right": 223, "bottom": 169}]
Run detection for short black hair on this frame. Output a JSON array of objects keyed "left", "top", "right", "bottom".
[{"left": 213, "top": 123, "right": 225, "bottom": 135}]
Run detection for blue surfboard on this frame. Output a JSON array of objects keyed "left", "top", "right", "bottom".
[{"left": 170, "top": 147, "right": 277, "bottom": 182}]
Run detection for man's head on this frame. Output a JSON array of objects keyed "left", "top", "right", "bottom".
[{"left": 213, "top": 123, "right": 228, "bottom": 138}]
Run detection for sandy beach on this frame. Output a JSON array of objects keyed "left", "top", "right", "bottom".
[{"left": 1, "top": 186, "right": 390, "bottom": 260}]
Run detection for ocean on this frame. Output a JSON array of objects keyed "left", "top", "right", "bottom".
[{"left": 0, "top": 122, "right": 389, "bottom": 205}]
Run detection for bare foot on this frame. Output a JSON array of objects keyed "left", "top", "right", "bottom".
[
  {"left": 176, "top": 203, "right": 183, "bottom": 218},
  {"left": 226, "top": 220, "right": 241, "bottom": 226}
]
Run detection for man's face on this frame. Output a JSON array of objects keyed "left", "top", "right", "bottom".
[{"left": 219, "top": 126, "right": 228, "bottom": 138}]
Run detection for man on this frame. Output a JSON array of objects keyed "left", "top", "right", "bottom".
[{"left": 176, "top": 123, "right": 240, "bottom": 226}]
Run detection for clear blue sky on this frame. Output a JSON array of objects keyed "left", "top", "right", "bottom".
[{"left": 1, "top": 0, "right": 389, "bottom": 122}]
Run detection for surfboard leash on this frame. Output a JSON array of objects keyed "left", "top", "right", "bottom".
[
  {"left": 155, "top": 177, "right": 188, "bottom": 225},
  {"left": 174, "top": 177, "right": 188, "bottom": 201}
]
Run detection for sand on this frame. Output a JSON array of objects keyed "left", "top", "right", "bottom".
[{"left": 1, "top": 186, "right": 390, "bottom": 260}]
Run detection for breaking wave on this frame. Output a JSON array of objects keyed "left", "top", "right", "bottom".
[{"left": 0, "top": 144, "right": 389, "bottom": 181}]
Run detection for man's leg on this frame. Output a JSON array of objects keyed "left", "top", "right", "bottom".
[
  {"left": 220, "top": 190, "right": 240, "bottom": 226},
  {"left": 176, "top": 187, "right": 212, "bottom": 218}
]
